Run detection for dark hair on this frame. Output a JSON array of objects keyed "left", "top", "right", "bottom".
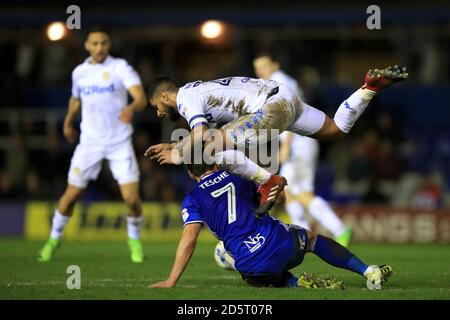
[
  {"left": 185, "top": 162, "right": 217, "bottom": 178},
  {"left": 86, "top": 26, "right": 110, "bottom": 39},
  {"left": 147, "top": 77, "right": 178, "bottom": 101},
  {"left": 182, "top": 143, "right": 217, "bottom": 178},
  {"left": 254, "top": 50, "right": 280, "bottom": 63}
]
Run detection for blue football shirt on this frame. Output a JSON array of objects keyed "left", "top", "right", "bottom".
[{"left": 181, "top": 169, "right": 292, "bottom": 273}]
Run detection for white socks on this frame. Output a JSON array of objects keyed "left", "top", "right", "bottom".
[
  {"left": 214, "top": 150, "right": 271, "bottom": 184},
  {"left": 286, "top": 201, "right": 310, "bottom": 229},
  {"left": 333, "top": 88, "right": 377, "bottom": 133},
  {"left": 308, "top": 197, "right": 346, "bottom": 237},
  {"left": 49, "top": 210, "right": 143, "bottom": 240},
  {"left": 127, "top": 216, "right": 143, "bottom": 240},
  {"left": 50, "top": 210, "right": 70, "bottom": 240}
]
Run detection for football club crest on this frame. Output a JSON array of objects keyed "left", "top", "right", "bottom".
[
  {"left": 73, "top": 167, "right": 81, "bottom": 176},
  {"left": 102, "top": 71, "right": 110, "bottom": 80}
]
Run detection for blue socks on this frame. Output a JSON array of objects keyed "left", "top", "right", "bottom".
[
  {"left": 312, "top": 235, "right": 368, "bottom": 275},
  {"left": 281, "top": 272, "right": 299, "bottom": 288}
]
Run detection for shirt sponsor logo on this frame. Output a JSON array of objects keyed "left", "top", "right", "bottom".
[
  {"left": 243, "top": 233, "right": 265, "bottom": 253},
  {"left": 80, "top": 84, "right": 115, "bottom": 95}
]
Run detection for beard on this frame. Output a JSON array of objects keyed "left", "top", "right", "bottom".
[{"left": 167, "top": 107, "right": 181, "bottom": 121}]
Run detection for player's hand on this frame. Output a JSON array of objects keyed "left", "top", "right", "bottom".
[
  {"left": 148, "top": 280, "right": 175, "bottom": 288},
  {"left": 155, "top": 149, "right": 182, "bottom": 165},
  {"left": 144, "top": 143, "right": 173, "bottom": 158},
  {"left": 63, "top": 123, "right": 78, "bottom": 144},
  {"left": 119, "top": 106, "right": 134, "bottom": 124}
]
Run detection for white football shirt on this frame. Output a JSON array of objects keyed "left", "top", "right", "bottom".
[
  {"left": 71, "top": 55, "right": 142, "bottom": 145},
  {"left": 176, "top": 77, "right": 279, "bottom": 129}
]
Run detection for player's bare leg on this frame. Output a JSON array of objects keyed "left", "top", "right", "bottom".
[
  {"left": 310, "top": 65, "right": 409, "bottom": 140},
  {"left": 57, "top": 184, "right": 85, "bottom": 217},
  {"left": 37, "top": 184, "right": 85, "bottom": 262},
  {"left": 119, "top": 182, "right": 144, "bottom": 263}
]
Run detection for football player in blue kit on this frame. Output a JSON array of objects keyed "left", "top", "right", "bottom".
[{"left": 149, "top": 162, "right": 393, "bottom": 289}]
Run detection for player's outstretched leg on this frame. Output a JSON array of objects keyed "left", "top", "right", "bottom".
[{"left": 309, "top": 234, "right": 393, "bottom": 289}]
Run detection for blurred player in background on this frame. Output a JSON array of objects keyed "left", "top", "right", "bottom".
[
  {"left": 37, "top": 28, "right": 147, "bottom": 263},
  {"left": 149, "top": 162, "right": 392, "bottom": 289},
  {"left": 253, "top": 52, "right": 352, "bottom": 247}
]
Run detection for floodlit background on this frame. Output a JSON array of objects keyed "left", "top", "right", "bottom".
[{"left": 0, "top": 1, "right": 450, "bottom": 242}]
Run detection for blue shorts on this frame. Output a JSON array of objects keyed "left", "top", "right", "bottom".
[{"left": 240, "top": 225, "right": 309, "bottom": 287}]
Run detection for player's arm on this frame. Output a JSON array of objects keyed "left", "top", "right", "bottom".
[
  {"left": 145, "top": 91, "right": 208, "bottom": 162},
  {"left": 173, "top": 123, "right": 208, "bottom": 163},
  {"left": 63, "top": 96, "right": 81, "bottom": 144},
  {"left": 119, "top": 85, "right": 147, "bottom": 123},
  {"left": 149, "top": 223, "right": 202, "bottom": 288},
  {"left": 147, "top": 122, "right": 209, "bottom": 165}
]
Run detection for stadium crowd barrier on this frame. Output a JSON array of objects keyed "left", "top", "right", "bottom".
[{"left": 0, "top": 202, "right": 449, "bottom": 243}]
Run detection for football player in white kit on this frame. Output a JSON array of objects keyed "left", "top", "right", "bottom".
[
  {"left": 145, "top": 63, "right": 407, "bottom": 216},
  {"left": 253, "top": 53, "right": 352, "bottom": 247},
  {"left": 38, "top": 29, "right": 147, "bottom": 263}
]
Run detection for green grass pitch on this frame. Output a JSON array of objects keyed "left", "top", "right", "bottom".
[{"left": 1, "top": 239, "right": 449, "bottom": 299}]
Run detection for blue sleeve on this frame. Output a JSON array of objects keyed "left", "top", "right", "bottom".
[{"left": 181, "top": 194, "right": 203, "bottom": 226}]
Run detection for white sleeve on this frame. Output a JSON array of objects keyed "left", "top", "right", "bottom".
[
  {"left": 178, "top": 92, "right": 208, "bottom": 129},
  {"left": 118, "top": 61, "right": 142, "bottom": 89},
  {"left": 71, "top": 70, "right": 80, "bottom": 98},
  {"left": 295, "top": 83, "right": 306, "bottom": 102}
]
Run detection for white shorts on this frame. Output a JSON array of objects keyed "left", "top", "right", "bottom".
[
  {"left": 222, "top": 84, "right": 326, "bottom": 148},
  {"left": 67, "top": 139, "right": 139, "bottom": 188},
  {"left": 280, "top": 137, "right": 319, "bottom": 195}
]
